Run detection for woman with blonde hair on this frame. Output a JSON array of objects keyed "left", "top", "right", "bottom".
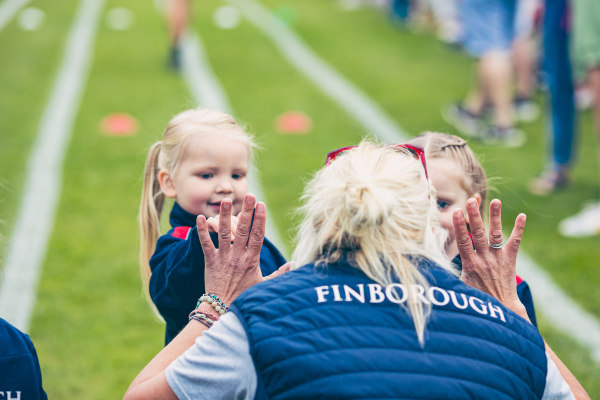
[{"left": 126, "top": 141, "right": 586, "bottom": 399}]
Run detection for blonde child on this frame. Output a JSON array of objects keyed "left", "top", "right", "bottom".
[
  {"left": 139, "top": 108, "right": 286, "bottom": 344},
  {"left": 408, "top": 131, "right": 538, "bottom": 325}
]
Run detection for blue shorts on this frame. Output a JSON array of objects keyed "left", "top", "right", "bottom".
[{"left": 459, "top": 0, "right": 517, "bottom": 57}]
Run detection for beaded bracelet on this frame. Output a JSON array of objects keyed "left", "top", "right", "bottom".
[
  {"left": 196, "top": 293, "right": 229, "bottom": 315},
  {"left": 188, "top": 309, "right": 217, "bottom": 329}
]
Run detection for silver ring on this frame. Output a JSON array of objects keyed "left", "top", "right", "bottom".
[{"left": 488, "top": 242, "right": 504, "bottom": 249}]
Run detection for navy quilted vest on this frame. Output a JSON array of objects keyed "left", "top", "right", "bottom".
[{"left": 231, "top": 259, "right": 547, "bottom": 400}]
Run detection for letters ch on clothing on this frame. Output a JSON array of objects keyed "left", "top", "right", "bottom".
[
  {"left": 314, "top": 283, "right": 506, "bottom": 322},
  {"left": 0, "top": 392, "right": 22, "bottom": 400}
]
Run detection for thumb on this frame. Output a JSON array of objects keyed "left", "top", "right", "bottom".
[{"left": 264, "top": 262, "right": 293, "bottom": 281}]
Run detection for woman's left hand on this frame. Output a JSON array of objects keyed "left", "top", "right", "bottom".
[
  {"left": 453, "top": 198, "right": 528, "bottom": 318},
  {"left": 196, "top": 193, "right": 289, "bottom": 306}
]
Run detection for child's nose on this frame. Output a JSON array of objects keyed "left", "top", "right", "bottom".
[{"left": 216, "top": 177, "right": 234, "bottom": 193}]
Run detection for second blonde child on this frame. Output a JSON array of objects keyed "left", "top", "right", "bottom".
[
  {"left": 409, "top": 132, "right": 537, "bottom": 325},
  {"left": 139, "top": 108, "right": 286, "bottom": 344}
]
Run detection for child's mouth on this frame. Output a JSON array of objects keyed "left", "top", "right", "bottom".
[{"left": 207, "top": 202, "right": 224, "bottom": 213}]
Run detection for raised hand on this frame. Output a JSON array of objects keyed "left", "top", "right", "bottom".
[
  {"left": 196, "top": 194, "right": 288, "bottom": 306},
  {"left": 452, "top": 198, "right": 528, "bottom": 317}
]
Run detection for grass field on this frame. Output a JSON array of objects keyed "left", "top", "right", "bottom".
[{"left": 1, "top": 0, "right": 599, "bottom": 397}]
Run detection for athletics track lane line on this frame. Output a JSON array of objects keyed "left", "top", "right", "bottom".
[
  {"left": 231, "top": 0, "right": 600, "bottom": 363},
  {"left": 0, "top": 0, "right": 30, "bottom": 33},
  {"left": 0, "top": 0, "right": 103, "bottom": 332}
]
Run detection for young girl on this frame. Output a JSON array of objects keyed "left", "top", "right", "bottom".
[
  {"left": 408, "top": 131, "right": 538, "bottom": 325},
  {"left": 139, "top": 108, "right": 286, "bottom": 344}
]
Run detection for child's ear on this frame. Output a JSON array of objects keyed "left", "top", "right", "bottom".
[{"left": 158, "top": 169, "right": 177, "bottom": 199}]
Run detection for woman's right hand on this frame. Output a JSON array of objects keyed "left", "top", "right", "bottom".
[{"left": 452, "top": 198, "right": 528, "bottom": 318}]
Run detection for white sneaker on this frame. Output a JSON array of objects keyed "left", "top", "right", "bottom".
[{"left": 559, "top": 202, "right": 600, "bottom": 237}]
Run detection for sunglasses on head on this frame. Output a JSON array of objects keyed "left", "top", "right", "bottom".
[{"left": 324, "top": 143, "right": 429, "bottom": 179}]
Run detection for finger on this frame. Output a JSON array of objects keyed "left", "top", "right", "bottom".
[
  {"left": 245, "top": 202, "right": 266, "bottom": 267},
  {"left": 465, "top": 198, "right": 488, "bottom": 253},
  {"left": 453, "top": 208, "right": 476, "bottom": 265},
  {"left": 197, "top": 215, "right": 217, "bottom": 264},
  {"left": 217, "top": 199, "right": 233, "bottom": 256},
  {"left": 504, "top": 213, "right": 526, "bottom": 264},
  {"left": 232, "top": 194, "right": 256, "bottom": 253},
  {"left": 488, "top": 199, "right": 504, "bottom": 248},
  {"left": 264, "top": 262, "right": 292, "bottom": 281},
  {"left": 206, "top": 217, "right": 219, "bottom": 233},
  {"left": 230, "top": 216, "right": 239, "bottom": 240}
]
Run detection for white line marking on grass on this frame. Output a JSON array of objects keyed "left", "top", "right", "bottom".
[
  {"left": 233, "top": 0, "right": 600, "bottom": 362},
  {"left": 227, "top": 0, "right": 406, "bottom": 143},
  {"left": 0, "top": 0, "right": 30, "bottom": 33},
  {"left": 180, "top": 31, "right": 286, "bottom": 253},
  {"left": 0, "top": 0, "right": 103, "bottom": 332}
]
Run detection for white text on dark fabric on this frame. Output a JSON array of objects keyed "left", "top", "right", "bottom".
[{"left": 314, "top": 283, "right": 506, "bottom": 322}]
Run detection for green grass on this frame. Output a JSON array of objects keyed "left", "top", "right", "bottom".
[
  {"left": 0, "top": 0, "right": 598, "bottom": 397},
  {"left": 0, "top": 0, "right": 80, "bottom": 254}
]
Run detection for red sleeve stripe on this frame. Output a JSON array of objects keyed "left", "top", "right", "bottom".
[{"left": 171, "top": 226, "right": 191, "bottom": 240}]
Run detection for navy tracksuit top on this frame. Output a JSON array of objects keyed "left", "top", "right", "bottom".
[
  {"left": 0, "top": 318, "right": 47, "bottom": 399},
  {"left": 231, "top": 258, "right": 548, "bottom": 400},
  {"left": 149, "top": 202, "right": 286, "bottom": 345}
]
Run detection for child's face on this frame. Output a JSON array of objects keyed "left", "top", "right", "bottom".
[
  {"left": 161, "top": 133, "right": 249, "bottom": 218},
  {"left": 427, "top": 157, "right": 472, "bottom": 259}
]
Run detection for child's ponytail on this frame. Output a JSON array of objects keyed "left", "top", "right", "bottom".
[{"left": 139, "top": 141, "right": 164, "bottom": 304}]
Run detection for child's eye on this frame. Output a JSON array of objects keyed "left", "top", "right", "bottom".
[
  {"left": 232, "top": 173, "right": 246, "bottom": 180},
  {"left": 199, "top": 173, "right": 213, "bottom": 179},
  {"left": 437, "top": 200, "right": 450, "bottom": 210}
]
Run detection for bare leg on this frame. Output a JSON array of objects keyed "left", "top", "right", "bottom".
[
  {"left": 166, "top": 0, "right": 190, "bottom": 48},
  {"left": 463, "top": 65, "right": 487, "bottom": 115},
  {"left": 165, "top": 0, "right": 189, "bottom": 69},
  {"left": 464, "top": 51, "right": 514, "bottom": 127},
  {"left": 513, "top": 36, "right": 537, "bottom": 99},
  {"left": 482, "top": 51, "right": 514, "bottom": 127}
]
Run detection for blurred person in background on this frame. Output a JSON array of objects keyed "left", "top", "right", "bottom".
[
  {"left": 528, "top": 0, "right": 576, "bottom": 196},
  {"left": 558, "top": 0, "right": 600, "bottom": 237},
  {"left": 165, "top": 0, "right": 190, "bottom": 70},
  {"left": 434, "top": 0, "right": 541, "bottom": 121},
  {"left": 443, "top": 0, "right": 525, "bottom": 147}
]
